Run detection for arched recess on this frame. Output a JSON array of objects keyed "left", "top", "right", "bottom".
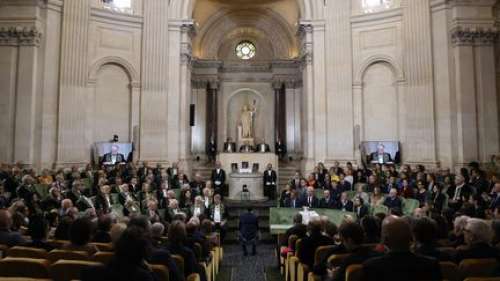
[
  {"left": 224, "top": 88, "right": 273, "bottom": 146},
  {"left": 88, "top": 57, "right": 141, "bottom": 147}
]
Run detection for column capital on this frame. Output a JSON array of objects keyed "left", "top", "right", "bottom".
[
  {"left": 272, "top": 80, "right": 283, "bottom": 90},
  {"left": 0, "top": 26, "right": 42, "bottom": 47},
  {"left": 208, "top": 79, "right": 219, "bottom": 90}
]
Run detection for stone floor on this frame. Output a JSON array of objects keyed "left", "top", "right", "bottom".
[{"left": 216, "top": 244, "right": 281, "bottom": 281}]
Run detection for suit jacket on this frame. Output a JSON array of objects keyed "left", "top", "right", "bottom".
[
  {"left": 239, "top": 212, "right": 259, "bottom": 241},
  {"left": 303, "top": 196, "right": 320, "bottom": 208},
  {"left": 319, "top": 196, "right": 336, "bottom": 209},
  {"left": 239, "top": 144, "right": 254, "bottom": 153},
  {"left": 331, "top": 246, "right": 381, "bottom": 281},
  {"left": 336, "top": 200, "right": 354, "bottom": 212},
  {"left": 370, "top": 152, "right": 392, "bottom": 164},
  {"left": 209, "top": 204, "right": 227, "bottom": 223},
  {"left": 298, "top": 233, "right": 334, "bottom": 268},
  {"left": 223, "top": 142, "right": 237, "bottom": 153},
  {"left": 255, "top": 143, "right": 271, "bottom": 153},
  {"left": 383, "top": 196, "right": 402, "bottom": 210},
  {"left": 211, "top": 169, "right": 226, "bottom": 188},
  {"left": 282, "top": 223, "right": 307, "bottom": 247},
  {"left": 95, "top": 194, "right": 114, "bottom": 214},
  {"left": 362, "top": 252, "right": 442, "bottom": 281},
  {"left": 101, "top": 153, "right": 125, "bottom": 165},
  {"left": 355, "top": 205, "right": 369, "bottom": 219},
  {"left": 283, "top": 198, "right": 302, "bottom": 208},
  {"left": 263, "top": 170, "right": 277, "bottom": 187}
]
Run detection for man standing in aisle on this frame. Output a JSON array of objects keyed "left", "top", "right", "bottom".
[
  {"left": 263, "top": 163, "right": 277, "bottom": 200},
  {"left": 239, "top": 207, "right": 259, "bottom": 256},
  {"left": 211, "top": 161, "right": 226, "bottom": 196}
]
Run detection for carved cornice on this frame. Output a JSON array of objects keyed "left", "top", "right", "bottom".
[
  {"left": 451, "top": 27, "right": 498, "bottom": 46},
  {"left": 0, "top": 26, "right": 42, "bottom": 46}
]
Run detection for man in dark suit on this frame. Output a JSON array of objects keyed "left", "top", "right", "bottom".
[
  {"left": 362, "top": 217, "right": 442, "bottom": 281},
  {"left": 101, "top": 144, "right": 126, "bottom": 165},
  {"left": 319, "top": 189, "right": 336, "bottom": 208},
  {"left": 383, "top": 188, "right": 402, "bottom": 211},
  {"left": 255, "top": 139, "right": 271, "bottom": 153},
  {"left": 263, "top": 163, "right": 277, "bottom": 200},
  {"left": 336, "top": 192, "right": 354, "bottom": 212},
  {"left": 298, "top": 219, "right": 334, "bottom": 268},
  {"left": 223, "top": 137, "right": 237, "bottom": 153},
  {"left": 275, "top": 138, "right": 287, "bottom": 160},
  {"left": 315, "top": 222, "right": 380, "bottom": 280},
  {"left": 449, "top": 174, "right": 472, "bottom": 211},
  {"left": 239, "top": 208, "right": 259, "bottom": 256},
  {"left": 303, "top": 186, "right": 320, "bottom": 208},
  {"left": 239, "top": 141, "right": 254, "bottom": 153},
  {"left": 206, "top": 138, "right": 217, "bottom": 162},
  {"left": 211, "top": 161, "right": 226, "bottom": 196},
  {"left": 281, "top": 213, "right": 307, "bottom": 248},
  {"left": 370, "top": 143, "right": 392, "bottom": 164},
  {"left": 284, "top": 190, "right": 302, "bottom": 208}
]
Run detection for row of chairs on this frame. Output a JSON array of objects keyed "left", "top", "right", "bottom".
[
  {"left": 282, "top": 235, "right": 500, "bottom": 281},
  {"left": 0, "top": 242, "right": 224, "bottom": 281}
]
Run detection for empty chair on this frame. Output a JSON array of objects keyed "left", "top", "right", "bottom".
[
  {"left": 7, "top": 246, "right": 48, "bottom": 259},
  {"left": 0, "top": 257, "right": 50, "bottom": 278},
  {"left": 92, "top": 252, "right": 114, "bottom": 265},
  {"left": 150, "top": 264, "right": 170, "bottom": 281},
  {"left": 49, "top": 259, "right": 102, "bottom": 281},
  {"left": 47, "top": 249, "right": 89, "bottom": 263},
  {"left": 459, "top": 258, "right": 499, "bottom": 279}
]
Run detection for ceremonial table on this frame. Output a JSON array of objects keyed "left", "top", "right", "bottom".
[{"left": 269, "top": 207, "right": 355, "bottom": 234}]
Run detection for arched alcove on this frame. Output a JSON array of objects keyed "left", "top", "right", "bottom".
[
  {"left": 93, "top": 64, "right": 132, "bottom": 143},
  {"left": 362, "top": 62, "right": 399, "bottom": 141}
]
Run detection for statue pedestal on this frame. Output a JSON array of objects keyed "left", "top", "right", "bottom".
[{"left": 228, "top": 173, "right": 266, "bottom": 201}]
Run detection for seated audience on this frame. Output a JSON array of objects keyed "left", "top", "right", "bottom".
[
  {"left": 362, "top": 217, "right": 442, "bottom": 281},
  {"left": 455, "top": 218, "right": 500, "bottom": 262},
  {"left": 383, "top": 188, "right": 402, "bottom": 211},
  {"left": 82, "top": 226, "right": 155, "bottom": 281},
  {"left": 25, "top": 214, "right": 53, "bottom": 251},
  {"left": 62, "top": 217, "right": 99, "bottom": 255},
  {"left": 298, "top": 218, "right": 334, "bottom": 269},
  {"left": 0, "top": 209, "right": 26, "bottom": 247},
  {"left": 92, "top": 214, "right": 113, "bottom": 243},
  {"left": 328, "top": 222, "right": 381, "bottom": 281},
  {"left": 412, "top": 217, "right": 452, "bottom": 261},
  {"left": 336, "top": 192, "right": 353, "bottom": 212}
]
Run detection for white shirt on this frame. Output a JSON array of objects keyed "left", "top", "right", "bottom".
[
  {"left": 213, "top": 205, "right": 221, "bottom": 223},
  {"left": 194, "top": 207, "right": 201, "bottom": 217}
]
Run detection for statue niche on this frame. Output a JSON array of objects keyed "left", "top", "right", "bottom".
[{"left": 227, "top": 90, "right": 265, "bottom": 147}]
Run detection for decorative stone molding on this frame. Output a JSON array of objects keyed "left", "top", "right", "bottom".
[
  {"left": 180, "top": 23, "right": 195, "bottom": 66},
  {"left": 298, "top": 23, "right": 313, "bottom": 66},
  {"left": 451, "top": 27, "right": 498, "bottom": 46},
  {"left": 0, "top": 26, "right": 42, "bottom": 46}
]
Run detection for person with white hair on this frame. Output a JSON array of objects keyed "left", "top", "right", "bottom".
[
  {"left": 450, "top": 215, "right": 470, "bottom": 247},
  {"left": 455, "top": 218, "right": 500, "bottom": 262},
  {"left": 151, "top": 222, "right": 165, "bottom": 246}
]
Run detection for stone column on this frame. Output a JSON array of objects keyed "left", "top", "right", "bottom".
[
  {"left": 206, "top": 80, "right": 219, "bottom": 150},
  {"left": 401, "top": 0, "right": 437, "bottom": 165},
  {"left": 191, "top": 79, "right": 207, "bottom": 156},
  {"left": 0, "top": 26, "right": 42, "bottom": 166},
  {"left": 57, "top": 0, "right": 90, "bottom": 164},
  {"left": 451, "top": 28, "right": 480, "bottom": 165},
  {"left": 179, "top": 23, "right": 194, "bottom": 169},
  {"left": 474, "top": 30, "right": 499, "bottom": 162},
  {"left": 285, "top": 80, "right": 296, "bottom": 155},
  {"left": 273, "top": 80, "right": 284, "bottom": 145},
  {"left": 352, "top": 83, "right": 363, "bottom": 164},
  {"left": 299, "top": 23, "right": 316, "bottom": 171},
  {"left": 140, "top": 0, "right": 170, "bottom": 162}
]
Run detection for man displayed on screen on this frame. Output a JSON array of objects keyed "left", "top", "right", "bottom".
[
  {"left": 370, "top": 143, "right": 392, "bottom": 164},
  {"left": 101, "top": 144, "right": 126, "bottom": 165}
]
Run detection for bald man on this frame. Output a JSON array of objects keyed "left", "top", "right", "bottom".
[{"left": 362, "top": 217, "right": 441, "bottom": 281}]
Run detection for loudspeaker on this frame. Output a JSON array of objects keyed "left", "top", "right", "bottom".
[{"left": 189, "top": 104, "right": 195, "bottom": 126}]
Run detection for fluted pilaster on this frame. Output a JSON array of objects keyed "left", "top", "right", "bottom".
[
  {"left": 140, "top": 0, "right": 170, "bottom": 162},
  {"left": 325, "top": 0, "right": 354, "bottom": 162},
  {"left": 401, "top": 0, "right": 437, "bottom": 164},
  {"left": 57, "top": 0, "right": 90, "bottom": 163}
]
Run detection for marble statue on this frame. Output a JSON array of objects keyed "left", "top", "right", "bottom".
[{"left": 240, "top": 100, "right": 256, "bottom": 138}]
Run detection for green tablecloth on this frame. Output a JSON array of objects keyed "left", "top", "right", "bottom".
[{"left": 269, "top": 207, "right": 355, "bottom": 234}]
